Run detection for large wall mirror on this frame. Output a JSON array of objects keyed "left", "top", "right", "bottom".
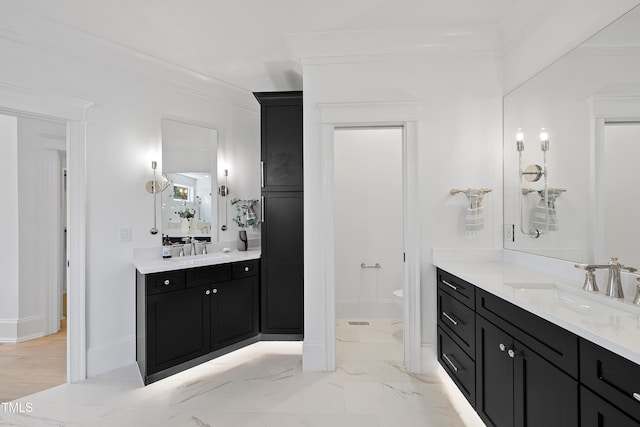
[
  {"left": 161, "top": 118, "right": 219, "bottom": 242},
  {"left": 504, "top": 4, "right": 640, "bottom": 265}
]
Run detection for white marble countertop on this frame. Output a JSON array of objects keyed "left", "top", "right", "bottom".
[
  {"left": 134, "top": 249, "right": 261, "bottom": 274},
  {"left": 434, "top": 260, "right": 640, "bottom": 365}
]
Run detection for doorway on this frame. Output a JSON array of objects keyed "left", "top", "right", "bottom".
[
  {"left": 311, "top": 100, "right": 421, "bottom": 373},
  {"left": 600, "top": 121, "right": 640, "bottom": 263},
  {"left": 333, "top": 127, "right": 404, "bottom": 364},
  {"left": 0, "top": 113, "right": 68, "bottom": 401},
  {"left": 0, "top": 82, "right": 89, "bottom": 388}
]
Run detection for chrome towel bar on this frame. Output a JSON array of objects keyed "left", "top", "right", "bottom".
[{"left": 361, "top": 263, "right": 381, "bottom": 269}]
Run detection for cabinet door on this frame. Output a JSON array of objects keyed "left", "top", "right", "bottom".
[
  {"left": 476, "top": 316, "right": 514, "bottom": 427},
  {"left": 211, "top": 277, "right": 259, "bottom": 350},
  {"left": 255, "top": 91, "right": 302, "bottom": 191},
  {"left": 147, "top": 287, "right": 210, "bottom": 374},
  {"left": 581, "top": 386, "right": 640, "bottom": 427},
  {"left": 513, "top": 339, "right": 578, "bottom": 427},
  {"left": 261, "top": 192, "right": 303, "bottom": 334}
]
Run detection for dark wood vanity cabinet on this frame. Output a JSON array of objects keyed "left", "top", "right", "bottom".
[
  {"left": 254, "top": 91, "right": 304, "bottom": 338},
  {"left": 436, "top": 268, "right": 591, "bottom": 427},
  {"left": 137, "top": 259, "right": 259, "bottom": 384}
]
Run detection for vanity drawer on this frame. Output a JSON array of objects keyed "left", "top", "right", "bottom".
[
  {"left": 232, "top": 259, "right": 260, "bottom": 279},
  {"left": 146, "top": 270, "right": 186, "bottom": 295},
  {"left": 186, "top": 264, "right": 232, "bottom": 288},
  {"left": 437, "top": 288, "right": 475, "bottom": 358},
  {"left": 438, "top": 326, "right": 475, "bottom": 407},
  {"left": 581, "top": 386, "right": 640, "bottom": 427},
  {"left": 437, "top": 268, "right": 475, "bottom": 308},
  {"left": 580, "top": 339, "right": 640, "bottom": 421}
]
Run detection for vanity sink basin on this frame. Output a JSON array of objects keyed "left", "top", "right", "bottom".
[
  {"left": 504, "top": 281, "right": 639, "bottom": 317},
  {"left": 504, "top": 282, "right": 556, "bottom": 290},
  {"left": 169, "top": 252, "right": 230, "bottom": 266}
]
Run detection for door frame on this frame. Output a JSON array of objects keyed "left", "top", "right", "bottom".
[
  {"left": 589, "top": 95, "right": 640, "bottom": 262},
  {"left": 0, "top": 82, "right": 92, "bottom": 383},
  {"left": 316, "top": 101, "right": 422, "bottom": 372}
]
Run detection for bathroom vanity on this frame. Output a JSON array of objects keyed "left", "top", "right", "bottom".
[
  {"left": 135, "top": 251, "right": 260, "bottom": 384},
  {"left": 435, "top": 264, "right": 640, "bottom": 427}
]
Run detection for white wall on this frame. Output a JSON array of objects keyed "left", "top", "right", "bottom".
[
  {"left": 0, "top": 7, "right": 260, "bottom": 376},
  {"left": 0, "top": 114, "right": 19, "bottom": 341},
  {"left": 303, "top": 55, "right": 504, "bottom": 370},
  {"left": 16, "top": 117, "right": 66, "bottom": 340},
  {"left": 500, "top": 0, "right": 640, "bottom": 92},
  {"left": 334, "top": 128, "right": 404, "bottom": 319}
]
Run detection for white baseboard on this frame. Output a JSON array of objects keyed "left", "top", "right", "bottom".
[
  {"left": 17, "top": 315, "right": 44, "bottom": 342},
  {"left": 0, "top": 319, "right": 17, "bottom": 342},
  {"left": 87, "top": 335, "right": 136, "bottom": 377},
  {"left": 302, "top": 341, "right": 329, "bottom": 371},
  {"left": 0, "top": 316, "right": 46, "bottom": 342},
  {"left": 421, "top": 342, "right": 440, "bottom": 373}
]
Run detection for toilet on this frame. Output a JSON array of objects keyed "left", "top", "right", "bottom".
[{"left": 392, "top": 288, "right": 403, "bottom": 317}]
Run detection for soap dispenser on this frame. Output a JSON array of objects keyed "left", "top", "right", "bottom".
[{"left": 162, "top": 235, "right": 172, "bottom": 259}]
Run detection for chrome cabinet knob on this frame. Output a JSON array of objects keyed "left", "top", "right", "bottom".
[
  {"left": 212, "top": 288, "right": 218, "bottom": 294},
  {"left": 164, "top": 279, "right": 170, "bottom": 285},
  {"left": 205, "top": 290, "right": 210, "bottom": 295},
  {"left": 508, "top": 349, "right": 516, "bottom": 358},
  {"left": 499, "top": 343, "right": 506, "bottom": 352},
  {"left": 244, "top": 266, "right": 250, "bottom": 272}
]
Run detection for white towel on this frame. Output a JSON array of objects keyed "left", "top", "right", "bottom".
[
  {"left": 531, "top": 188, "right": 564, "bottom": 232},
  {"left": 464, "top": 190, "right": 486, "bottom": 238}
]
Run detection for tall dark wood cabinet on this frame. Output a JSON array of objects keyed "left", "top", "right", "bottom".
[{"left": 254, "top": 91, "right": 304, "bottom": 338}]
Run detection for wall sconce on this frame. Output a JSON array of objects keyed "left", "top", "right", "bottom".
[
  {"left": 218, "top": 169, "right": 229, "bottom": 231},
  {"left": 145, "top": 161, "right": 173, "bottom": 235},
  {"left": 516, "top": 128, "right": 551, "bottom": 238}
]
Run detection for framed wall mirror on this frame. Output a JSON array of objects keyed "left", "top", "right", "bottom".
[
  {"left": 161, "top": 118, "right": 219, "bottom": 242},
  {"left": 503, "top": 4, "right": 640, "bottom": 265}
]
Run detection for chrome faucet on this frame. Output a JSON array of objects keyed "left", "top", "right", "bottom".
[
  {"left": 605, "top": 257, "right": 637, "bottom": 298},
  {"left": 633, "top": 277, "right": 640, "bottom": 306},
  {"left": 574, "top": 264, "right": 600, "bottom": 292},
  {"left": 575, "top": 257, "right": 637, "bottom": 298}
]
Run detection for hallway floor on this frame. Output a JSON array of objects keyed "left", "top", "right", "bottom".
[
  {"left": 2, "top": 325, "right": 485, "bottom": 426},
  {"left": 0, "top": 317, "right": 66, "bottom": 402}
]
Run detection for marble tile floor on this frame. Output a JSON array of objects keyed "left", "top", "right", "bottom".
[{"left": 1, "top": 320, "right": 485, "bottom": 427}]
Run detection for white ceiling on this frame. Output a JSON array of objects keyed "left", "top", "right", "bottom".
[{"left": 11, "top": 0, "right": 519, "bottom": 92}]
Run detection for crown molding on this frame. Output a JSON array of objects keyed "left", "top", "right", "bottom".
[
  {"left": 0, "top": 3, "right": 258, "bottom": 113},
  {"left": 288, "top": 24, "right": 502, "bottom": 66}
]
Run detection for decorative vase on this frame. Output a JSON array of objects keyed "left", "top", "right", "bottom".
[
  {"left": 181, "top": 217, "right": 191, "bottom": 235},
  {"left": 237, "top": 230, "right": 248, "bottom": 251}
]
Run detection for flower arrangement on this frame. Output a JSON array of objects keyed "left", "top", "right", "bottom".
[
  {"left": 175, "top": 207, "right": 195, "bottom": 220},
  {"left": 231, "top": 198, "right": 259, "bottom": 229}
]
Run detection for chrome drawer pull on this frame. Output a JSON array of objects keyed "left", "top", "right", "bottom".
[
  {"left": 441, "top": 279, "right": 458, "bottom": 291},
  {"left": 442, "top": 353, "right": 459, "bottom": 372},
  {"left": 633, "top": 392, "right": 640, "bottom": 402},
  {"left": 260, "top": 161, "right": 265, "bottom": 188},
  {"left": 442, "top": 311, "right": 458, "bottom": 326}
]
